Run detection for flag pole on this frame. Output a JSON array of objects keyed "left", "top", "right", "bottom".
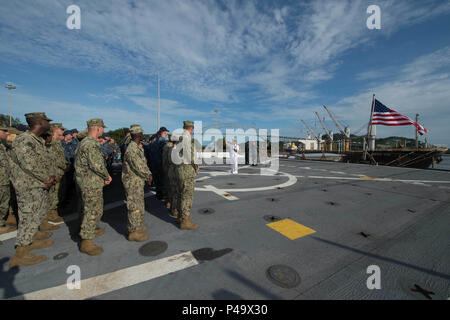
[
  {"left": 364, "top": 94, "right": 375, "bottom": 160},
  {"left": 415, "top": 113, "right": 419, "bottom": 150}
]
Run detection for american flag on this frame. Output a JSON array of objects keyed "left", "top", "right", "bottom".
[{"left": 371, "top": 99, "right": 428, "bottom": 135}]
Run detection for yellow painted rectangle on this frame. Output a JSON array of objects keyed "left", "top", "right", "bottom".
[
  {"left": 360, "top": 176, "right": 375, "bottom": 180},
  {"left": 266, "top": 219, "right": 316, "bottom": 240}
]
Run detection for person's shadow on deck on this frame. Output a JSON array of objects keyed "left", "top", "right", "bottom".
[{"left": 0, "top": 257, "right": 22, "bottom": 299}]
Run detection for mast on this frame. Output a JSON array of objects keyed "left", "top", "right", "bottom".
[
  {"left": 415, "top": 114, "right": 419, "bottom": 149},
  {"left": 364, "top": 94, "right": 376, "bottom": 159},
  {"left": 157, "top": 72, "right": 160, "bottom": 130}
]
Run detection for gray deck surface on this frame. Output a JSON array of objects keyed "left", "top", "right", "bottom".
[{"left": 1, "top": 159, "right": 449, "bottom": 300}]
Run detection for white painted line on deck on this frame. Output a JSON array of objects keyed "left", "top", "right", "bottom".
[
  {"left": 16, "top": 251, "right": 199, "bottom": 300},
  {"left": 203, "top": 185, "right": 239, "bottom": 200},
  {"left": 0, "top": 230, "right": 17, "bottom": 241},
  {"left": 195, "top": 176, "right": 212, "bottom": 182},
  {"left": 295, "top": 175, "right": 450, "bottom": 184}
]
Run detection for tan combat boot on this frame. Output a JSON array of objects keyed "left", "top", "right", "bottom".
[
  {"left": 136, "top": 226, "right": 147, "bottom": 233},
  {"left": 9, "top": 246, "right": 47, "bottom": 268},
  {"left": 169, "top": 209, "right": 178, "bottom": 219},
  {"left": 28, "top": 239, "right": 54, "bottom": 251},
  {"left": 5, "top": 213, "right": 17, "bottom": 226},
  {"left": 0, "top": 225, "right": 16, "bottom": 235},
  {"left": 94, "top": 228, "right": 104, "bottom": 237},
  {"left": 80, "top": 239, "right": 103, "bottom": 256},
  {"left": 34, "top": 231, "right": 52, "bottom": 240},
  {"left": 48, "top": 209, "right": 64, "bottom": 223},
  {"left": 179, "top": 218, "right": 198, "bottom": 230},
  {"left": 128, "top": 231, "right": 149, "bottom": 242},
  {"left": 39, "top": 219, "right": 60, "bottom": 231}
]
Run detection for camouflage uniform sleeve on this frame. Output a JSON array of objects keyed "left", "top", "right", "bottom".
[
  {"left": 47, "top": 149, "right": 58, "bottom": 177},
  {"left": 127, "top": 144, "right": 151, "bottom": 180},
  {"left": 57, "top": 145, "right": 68, "bottom": 172},
  {"left": 14, "top": 138, "right": 51, "bottom": 183},
  {"left": 0, "top": 144, "right": 10, "bottom": 185},
  {"left": 87, "top": 141, "right": 110, "bottom": 180}
]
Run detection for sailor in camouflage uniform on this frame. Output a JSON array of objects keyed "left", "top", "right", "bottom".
[
  {"left": 174, "top": 121, "right": 199, "bottom": 230},
  {"left": 162, "top": 134, "right": 173, "bottom": 211},
  {"left": 122, "top": 125, "right": 152, "bottom": 241},
  {"left": 37, "top": 130, "right": 61, "bottom": 233},
  {"left": 4, "top": 131, "right": 19, "bottom": 229},
  {"left": 120, "top": 124, "right": 139, "bottom": 157},
  {"left": 75, "top": 118, "right": 112, "bottom": 256},
  {"left": 46, "top": 123, "right": 68, "bottom": 224},
  {"left": 0, "top": 127, "right": 16, "bottom": 239},
  {"left": 9, "top": 113, "right": 56, "bottom": 268},
  {"left": 165, "top": 134, "right": 181, "bottom": 218}
]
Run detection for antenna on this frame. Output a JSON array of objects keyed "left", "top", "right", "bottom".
[{"left": 157, "top": 72, "right": 160, "bottom": 130}]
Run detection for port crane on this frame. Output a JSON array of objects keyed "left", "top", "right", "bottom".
[
  {"left": 322, "top": 105, "right": 350, "bottom": 138},
  {"left": 301, "top": 119, "right": 322, "bottom": 150},
  {"left": 315, "top": 111, "right": 333, "bottom": 142},
  {"left": 323, "top": 105, "right": 351, "bottom": 151}
]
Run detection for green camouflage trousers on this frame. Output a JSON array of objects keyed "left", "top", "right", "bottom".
[
  {"left": 123, "top": 179, "right": 145, "bottom": 233},
  {"left": 15, "top": 187, "right": 49, "bottom": 246},
  {"left": 0, "top": 185, "right": 10, "bottom": 226},
  {"left": 176, "top": 165, "right": 195, "bottom": 219},
  {"left": 79, "top": 187, "right": 104, "bottom": 240},
  {"left": 168, "top": 166, "right": 179, "bottom": 213},
  {"left": 48, "top": 181, "right": 61, "bottom": 211},
  {"left": 75, "top": 182, "right": 83, "bottom": 219}
]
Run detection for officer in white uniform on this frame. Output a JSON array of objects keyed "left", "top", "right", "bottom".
[
  {"left": 228, "top": 139, "right": 239, "bottom": 174},
  {"left": 249, "top": 140, "right": 257, "bottom": 166}
]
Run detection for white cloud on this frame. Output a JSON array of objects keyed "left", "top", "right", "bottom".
[
  {"left": 112, "top": 85, "right": 147, "bottom": 95},
  {"left": 335, "top": 47, "right": 450, "bottom": 145},
  {"left": 0, "top": 1, "right": 449, "bottom": 144}
]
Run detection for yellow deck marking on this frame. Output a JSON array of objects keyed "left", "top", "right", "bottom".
[
  {"left": 267, "top": 219, "right": 316, "bottom": 240},
  {"left": 360, "top": 176, "right": 376, "bottom": 180}
]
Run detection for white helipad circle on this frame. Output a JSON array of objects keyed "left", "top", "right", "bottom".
[{"left": 195, "top": 170, "right": 297, "bottom": 192}]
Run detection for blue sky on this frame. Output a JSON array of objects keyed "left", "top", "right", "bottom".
[{"left": 0, "top": 0, "right": 449, "bottom": 146}]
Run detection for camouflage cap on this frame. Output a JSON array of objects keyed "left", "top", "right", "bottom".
[
  {"left": 51, "top": 123, "right": 66, "bottom": 130},
  {"left": 130, "top": 125, "right": 143, "bottom": 134},
  {"left": 130, "top": 124, "right": 140, "bottom": 128},
  {"left": 24, "top": 112, "right": 52, "bottom": 122},
  {"left": 87, "top": 118, "right": 107, "bottom": 128},
  {"left": 183, "top": 120, "right": 194, "bottom": 127},
  {"left": 5, "top": 128, "right": 23, "bottom": 135},
  {"left": 77, "top": 129, "right": 88, "bottom": 140}
]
